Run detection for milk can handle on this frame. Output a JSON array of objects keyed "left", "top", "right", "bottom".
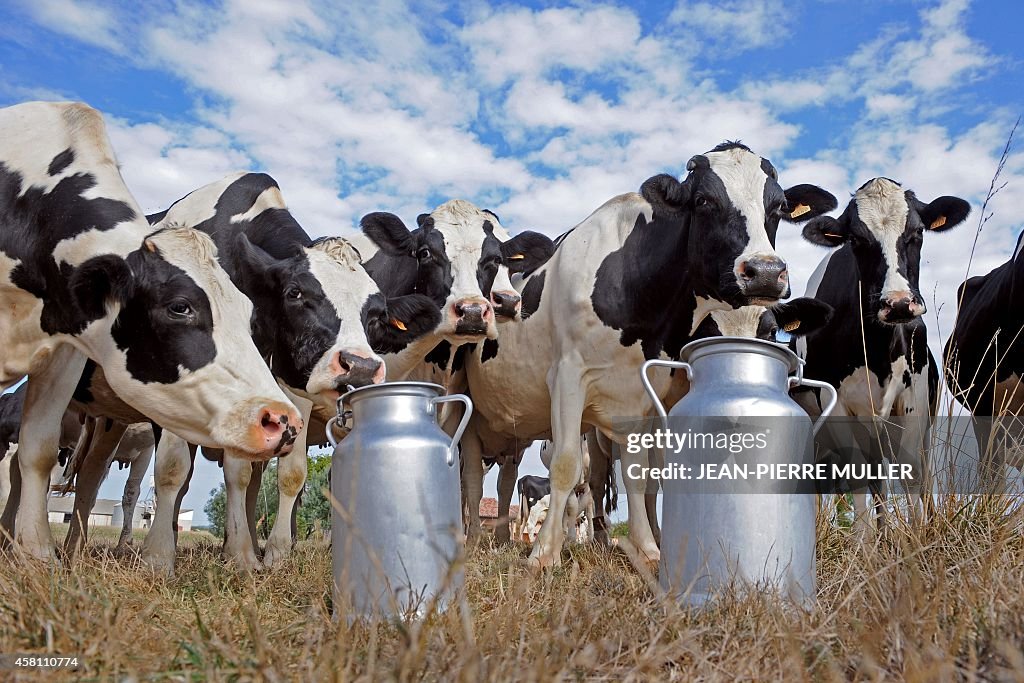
[
  {"left": 788, "top": 375, "right": 838, "bottom": 436},
  {"left": 430, "top": 394, "right": 474, "bottom": 467},
  {"left": 640, "top": 359, "right": 693, "bottom": 420},
  {"left": 325, "top": 407, "right": 353, "bottom": 449}
]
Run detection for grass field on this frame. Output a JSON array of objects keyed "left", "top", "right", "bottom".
[{"left": 1, "top": 502, "right": 1023, "bottom": 681}]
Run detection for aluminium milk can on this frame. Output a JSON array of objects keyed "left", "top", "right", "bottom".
[
  {"left": 640, "top": 336, "right": 837, "bottom": 606},
  {"left": 326, "top": 382, "right": 472, "bottom": 620}
]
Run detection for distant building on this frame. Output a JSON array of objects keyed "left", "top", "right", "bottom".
[
  {"left": 478, "top": 497, "right": 520, "bottom": 532},
  {"left": 47, "top": 494, "right": 193, "bottom": 532}
]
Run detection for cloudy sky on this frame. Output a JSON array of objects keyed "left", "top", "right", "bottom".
[{"left": 1, "top": 0, "right": 1021, "bottom": 523}]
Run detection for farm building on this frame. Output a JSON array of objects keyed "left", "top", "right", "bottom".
[
  {"left": 47, "top": 495, "right": 193, "bottom": 531},
  {"left": 478, "top": 497, "right": 519, "bottom": 533}
]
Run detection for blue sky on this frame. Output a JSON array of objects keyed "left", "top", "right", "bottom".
[{"left": 1, "top": 0, "right": 1022, "bottom": 523}]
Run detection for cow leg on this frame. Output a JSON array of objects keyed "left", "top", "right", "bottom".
[
  {"left": 530, "top": 364, "right": 586, "bottom": 569},
  {"left": 222, "top": 455, "right": 261, "bottom": 571},
  {"left": 245, "top": 461, "right": 262, "bottom": 551},
  {"left": 644, "top": 491, "right": 661, "bottom": 546},
  {"left": 117, "top": 431, "right": 154, "bottom": 550},
  {"left": 64, "top": 420, "right": 126, "bottom": 556},
  {"left": 141, "top": 433, "right": 194, "bottom": 574},
  {"left": 461, "top": 426, "right": 486, "bottom": 545},
  {"left": 263, "top": 394, "right": 313, "bottom": 568},
  {"left": 0, "top": 445, "right": 15, "bottom": 521},
  {"left": 15, "top": 345, "right": 86, "bottom": 560},
  {"left": 494, "top": 456, "right": 518, "bottom": 545},
  {"left": 614, "top": 442, "right": 660, "bottom": 563},
  {"left": 0, "top": 448, "right": 21, "bottom": 545}
]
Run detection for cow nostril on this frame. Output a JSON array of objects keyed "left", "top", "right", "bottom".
[
  {"left": 260, "top": 411, "right": 283, "bottom": 436},
  {"left": 454, "top": 302, "right": 466, "bottom": 317},
  {"left": 740, "top": 261, "right": 758, "bottom": 281}
]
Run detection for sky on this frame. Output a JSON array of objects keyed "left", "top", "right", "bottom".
[{"left": 1, "top": 0, "right": 1022, "bottom": 524}]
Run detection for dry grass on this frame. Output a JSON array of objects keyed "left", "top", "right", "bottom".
[{"left": 1, "top": 503, "right": 1023, "bottom": 682}]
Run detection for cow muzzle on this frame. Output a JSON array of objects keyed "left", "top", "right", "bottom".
[
  {"left": 330, "top": 350, "right": 386, "bottom": 389},
  {"left": 491, "top": 290, "right": 521, "bottom": 320},
  {"left": 452, "top": 298, "right": 493, "bottom": 336},
  {"left": 231, "top": 400, "right": 303, "bottom": 461},
  {"left": 879, "top": 292, "right": 925, "bottom": 323},
  {"left": 737, "top": 256, "right": 789, "bottom": 303}
]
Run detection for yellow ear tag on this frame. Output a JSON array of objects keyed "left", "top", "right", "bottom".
[
  {"left": 790, "top": 204, "right": 811, "bottom": 218},
  {"left": 784, "top": 321, "right": 801, "bottom": 332},
  {"left": 929, "top": 216, "right": 947, "bottom": 229},
  {"left": 507, "top": 254, "right": 525, "bottom": 260},
  {"left": 391, "top": 319, "right": 407, "bottom": 331},
  {"left": 144, "top": 239, "right": 158, "bottom": 253}
]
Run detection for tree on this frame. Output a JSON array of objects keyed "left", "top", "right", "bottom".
[
  {"left": 204, "top": 484, "right": 226, "bottom": 538},
  {"left": 297, "top": 450, "right": 332, "bottom": 537}
]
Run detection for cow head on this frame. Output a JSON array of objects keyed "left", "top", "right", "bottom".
[
  {"left": 802, "top": 177, "right": 970, "bottom": 324},
  {"left": 361, "top": 200, "right": 554, "bottom": 340},
  {"left": 70, "top": 227, "right": 302, "bottom": 460},
  {"left": 643, "top": 142, "right": 837, "bottom": 307},
  {"left": 705, "top": 297, "right": 834, "bottom": 341},
  {"left": 233, "top": 234, "right": 439, "bottom": 405}
]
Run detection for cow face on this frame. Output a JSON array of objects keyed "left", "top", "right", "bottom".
[
  {"left": 361, "top": 200, "right": 554, "bottom": 341},
  {"left": 70, "top": 227, "right": 302, "bottom": 460},
  {"left": 706, "top": 297, "right": 834, "bottom": 341},
  {"left": 802, "top": 178, "right": 970, "bottom": 324},
  {"left": 646, "top": 143, "right": 837, "bottom": 307}
]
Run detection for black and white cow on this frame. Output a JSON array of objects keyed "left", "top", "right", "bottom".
[
  {"left": 944, "top": 231, "right": 1024, "bottom": 487},
  {"left": 461, "top": 142, "right": 836, "bottom": 567},
  {"left": 0, "top": 102, "right": 307, "bottom": 558},
  {"left": 57, "top": 172, "right": 439, "bottom": 570},
  {"left": 516, "top": 475, "right": 551, "bottom": 540},
  {"left": 796, "top": 177, "right": 970, "bottom": 526}
]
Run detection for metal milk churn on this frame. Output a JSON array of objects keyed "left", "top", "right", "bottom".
[
  {"left": 325, "top": 382, "right": 472, "bottom": 620},
  {"left": 641, "top": 336, "right": 837, "bottom": 606}
]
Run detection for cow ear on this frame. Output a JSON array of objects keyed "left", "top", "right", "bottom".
[
  {"left": 234, "top": 233, "right": 281, "bottom": 287},
  {"left": 782, "top": 184, "right": 838, "bottom": 223},
  {"left": 416, "top": 213, "right": 435, "bottom": 231},
  {"left": 70, "top": 254, "right": 135, "bottom": 320},
  {"left": 361, "top": 212, "right": 415, "bottom": 256},
  {"left": 501, "top": 231, "right": 555, "bottom": 274},
  {"left": 802, "top": 215, "right": 847, "bottom": 247},
  {"left": 366, "top": 294, "right": 441, "bottom": 353},
  {"left": 640, "top": 174, "right": 691, "bottom": 211},
  {"left": 919, "top": 196, "right": 971, "bottom": 232},
  {"left": 771, "top": 298, "right": 833, "bottom": 337}
]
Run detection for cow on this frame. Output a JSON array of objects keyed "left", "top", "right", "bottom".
[
  {"left": 461, "top": 142, "right": 837, "bottom": 567},
  {"left": 944, "top": 231, "right": 1024, "bottom": 488},
  {"left": 516, "top": 475, "right": 551, "bottom": 542},
  {"left": 795, "top": 177, "right": 970, "bottom": 528},
  {"left": 50, "top": 171, "right": 439, "bottom": 570},
  {"left": 0, "top": 102, "right": 305, "bottom": 558},
  {"left": 469, "top": 298, "right": 834, "bottom": 546},
  {"left": 215, "top": 199, "right": 555, "bottom": 568}
]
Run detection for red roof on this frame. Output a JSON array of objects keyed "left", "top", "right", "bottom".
[{"left": 479, "top": 497, "right": 520, "bottom": 520}]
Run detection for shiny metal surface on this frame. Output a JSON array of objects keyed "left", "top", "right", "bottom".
[
  {"left": 641, "top": 337, "right": 837, "bottom": 607},
  {"left": 331, "top": 382, "right": 471, "bottom": 620}
]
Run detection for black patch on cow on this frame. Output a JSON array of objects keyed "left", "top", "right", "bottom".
[
  {"left": 110, "top": 247, "right": 218, "bottom": 384},
  {"left": 0, "top": 383, "right": 27, "bottom": 456},
  {"left": 47, "top": 148, "right": 75, "bottom": 176},
  {"left": 520, "top": 271, "right": 545, "bottom": 320},
  {"left": 362, "top": 292, "right": 441, "bottom": 354},
  {"left": 481, "top": 338, "right": 499, "bottom": 362},
  {"left": 760, "top": 157, "right": 778, "bottom": 180},
  {"left": 0, "top": 163, "right": 138, "bottom": 335},
  {"left": 425, "top": 340, "right": 452, "bottom": 370},
  {"left": 73, "top": 361, "right": 98, "bottom": 404},
  {"left": 146, "top": 208, "right": 169, "bottom": 225}
]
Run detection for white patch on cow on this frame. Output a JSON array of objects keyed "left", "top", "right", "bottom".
[
  {"left": 705, "top": 147, "right": 775, "bottom": 272},
  {"left": 230, "top": 184, "right": 287, "bottom": 224},
  {"left": 854, "top": 178, "right": 911, "bottom": 299},
  {"left": 709, "top": 306, "right": 766, "bottom": 337},
  {"left": 689, "top": 295, "right": 730, "bottom": 335}
]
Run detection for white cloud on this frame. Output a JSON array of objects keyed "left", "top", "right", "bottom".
[
  {"left": 669, "top": 0, "right": 786, "bottom": 51},
  {"left": 18, "top": 0, "right": 123, "bottom": 52}
]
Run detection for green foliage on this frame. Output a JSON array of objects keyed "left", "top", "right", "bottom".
[
  {"left": 297, "top": 451, "right": 332, "bottom": 537},
  {"left": 203, "top": 484, "right": 226, "bottom": 539}
]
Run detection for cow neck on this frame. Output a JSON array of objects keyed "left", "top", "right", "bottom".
[
  {"left": 382, "top": 328, "right": 453, "bottom": 381},
  {"left": 593, "top": 206, "right": 721, "bottom": 361}
]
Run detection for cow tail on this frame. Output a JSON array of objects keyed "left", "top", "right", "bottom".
[{"left": 604, "top": 460, "right": 618, "bottom": 515}]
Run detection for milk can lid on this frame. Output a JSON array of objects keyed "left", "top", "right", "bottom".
[
  {"left": 680, "top": 336, "right": 801, "bottom": 373},
  {"left": 337, "top": 381, "right": 446, "bottom": 410}
]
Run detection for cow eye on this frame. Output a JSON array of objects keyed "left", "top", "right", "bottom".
[
  {"left": 167, "top": 300, "right": 193, "bottom": 319},
  {"left": 417, "top": 247, "right": 431, "bottom": 261},
  {"left": 694, "top": 195, "right": 708, "bottom": 208},
  {"left": 286, "top": 286, "right": 303, "bottom": 300}
]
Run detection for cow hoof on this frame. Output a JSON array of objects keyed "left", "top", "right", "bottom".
[
  {"left": 15, "top": 538, "right": 59, "bottom": 564},
  {"left": 225, "top": 552, "right": 263, "bottom": 573},
  {"left": 260, "top": 544, "right": 291, "bottom": 570},
  {"left": 142, "top": 553, "right": 176, "bottom": 577}
]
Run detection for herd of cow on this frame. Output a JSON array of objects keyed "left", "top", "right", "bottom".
[{"left": 0, "top": 100, "right": 1019, "bottom": 576}]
